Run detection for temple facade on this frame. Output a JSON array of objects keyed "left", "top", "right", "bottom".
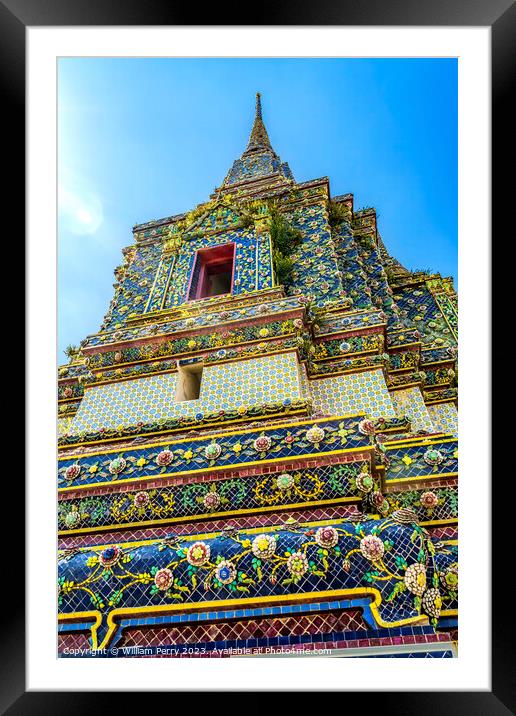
[{"left": 58, "top": 94, "right": 458, "bottom": 658}]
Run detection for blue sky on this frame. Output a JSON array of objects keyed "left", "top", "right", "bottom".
[{"left": 58, "top": 57, "right": 457, "bottom": 359}]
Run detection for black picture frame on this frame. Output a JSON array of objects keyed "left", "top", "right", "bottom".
[{"left": 5, "top": 0, "right": 509, "bottom": 709}]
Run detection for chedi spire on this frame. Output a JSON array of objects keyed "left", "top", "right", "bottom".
[
  {"left": 218, "top": 92, "right": 294, "bottom": 192},
  {"left": 243, "top": 92, "right": 277, "bottom": 157}
]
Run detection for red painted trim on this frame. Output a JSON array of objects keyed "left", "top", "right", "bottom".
[{"left": 187, "top": 243, "right": 236, "bottom": 302}]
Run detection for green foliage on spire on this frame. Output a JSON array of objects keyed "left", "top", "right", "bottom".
[
  {"left": 327, "top": 200, "right": 351, "bottom": 228},
  {"left": 268, "top": 204, "right": 303, "bottom": 287},
  {"left": 272, "top": 252, "right": 295, "bottom": 286},
  {"left": 64, "top": 344, "right": 78, "bottom": 359}
]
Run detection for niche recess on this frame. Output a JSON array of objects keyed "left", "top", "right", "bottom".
[
  {"left": 188, "top": 243, "right": 235, "bottom": 300},
  {"left": 174, "top": 364, "right": 203, "bottom": 402}
]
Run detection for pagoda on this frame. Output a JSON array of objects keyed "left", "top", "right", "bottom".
[{"left": 58, "top": 94, "right": 458, "bottom": 658}]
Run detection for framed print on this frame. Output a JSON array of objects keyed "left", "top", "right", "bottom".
[{"left": 3, "top": 0, "right": 511, "bottom": 708}]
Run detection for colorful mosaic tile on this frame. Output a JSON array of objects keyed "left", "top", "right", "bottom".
[
  {"left": 58, "top": 416, "right": 73, "bottom": 437},
  {"left": 427, "top": 403, "right": 458, "bottom": 437},
  {"left": 310, "top": 369, "right": 396, "bottom": 419},
  {"left": 58, "top": 415, "right": 374, "bottom": 489},
  {"left": 118, "top": 608, "right": 367, "bottom": 648},
  {"left": 390, "top": 387, "right": 434, "bottom": 433},
  {"left": 286, "top": 203, "right": 344, "bottom": 306},
  {"left": 394, "top": 283, "right": 456, "bottom": 349},
  {"left": 70, "top": 352, "right": 303, "bottom": 435},
  {"left": 383, "top": 438, "right": 458, "bottom": 482},
  {"left": 198, "top": 351, "right": 302, "bottom": 410},
  {"left": 58, "top": 504, "right": 362, "bottom": 550},
  {"left": 58, "top": 517, "right": 458, "bottom": 649},
  {"left": 387, "top": 486, "right": 458, "bottom": 524},
  {"left": 223, "top": 153, "right": 293, "bottom": 186},
  {"left": 102, "top": 243, "right": 162, "bottom": 332},
  {"left": 58, "top": 461, "right": 369, "bottom": 533},
  {"left": 332, "top": 221, "right": 373, "bottom": 311},
  {"left": 83, "top": 293, "right": 301, "bottom": 349}
]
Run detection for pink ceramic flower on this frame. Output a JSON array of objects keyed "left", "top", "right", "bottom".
[
  {"left": 64, "top": 464, "right": 81, "bottom": 481},
  {"left": 315, "top": 526, "right": 339, "bottom": 549},
  {"left": 372, "top": 491, "right": 387, "bottom": 508},
  {"left": 156, "top": 449, "right": 174, "bottom": 467},
  {"left": 186, "top": 542, "right": 211, "bottom": 567},
  {"left": 358, "top": 419, "right": 375, "bottom": 436},
  {"left": 253, "top": 435, "right": 272, "bottom": 452},
  {"left": 154, "top": 568, "right": 173, "bottom": 591},
  {"left": 420, "top": 491, "right": 439, "bottom": 508},
  {"left": 134, "top": 491, "right": 150, "bottom": 508},
  {"left": 203, "top": 491, "right": 221, "bottom": 510},
  {"left": 359, "top": 534, "right": 385, "bottom": 561}
]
